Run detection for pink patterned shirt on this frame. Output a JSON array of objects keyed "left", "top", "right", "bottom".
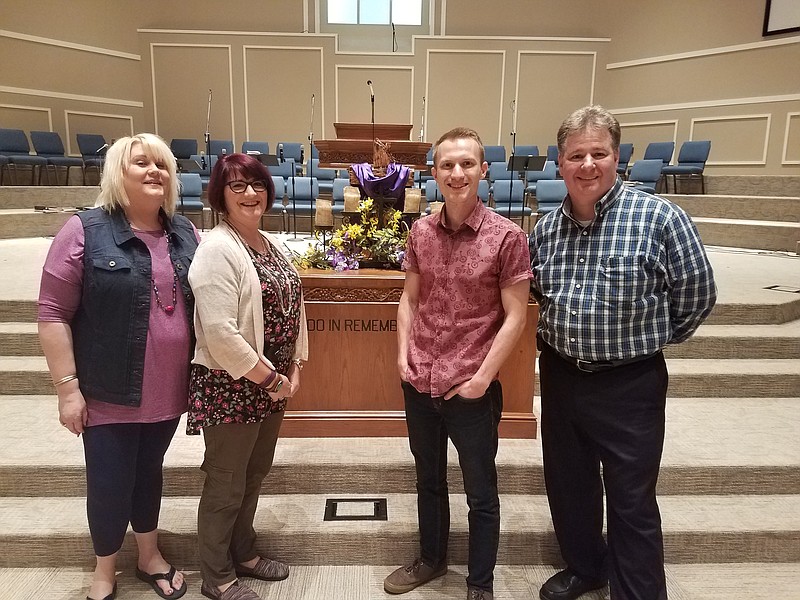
[{"left": 402, "top": 200, "right": 533, "bottom": 397}]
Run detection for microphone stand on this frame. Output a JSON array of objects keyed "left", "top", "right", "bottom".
[
  {"left": 418, "top": 96, "right": 426, "bottom": 188},
  {"left": 288, "top": 144, "right": 301, "bottom": 241},
  {"left": 204, "top": 89, "right": 213, "bottom": 160},
  {"left": 307, "top": 94, "right": 316, "bottom": 241},
  {"left": 507, "top": 100, "right": 517, "bottom": 219}
]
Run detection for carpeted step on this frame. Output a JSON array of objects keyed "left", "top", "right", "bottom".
[
  {"left": 4, "top": 356, "right": 797, "bottom": 398},
  {"left": 0, "top": 493, "right": 797, "bottom": 569},
  {"left": 693, "top": 217, "right": 800, "bottom": 252},
  {"left": 0, "top": 186, "right": 97, "bottom": 210},
  {"left": 0, "top": 564, "right": 707, "bottom": 600},
  {"left": 3, "top": 321, "right": 798, "bottom": 359},
  {"left": 667, "top": 194, "right": 800, "bottom": 222},
  {"left": 663, "top": 321, "right": 800, "bottom": 359},
  {"left": 1, "top": 397, "right": 797, "bottom": 498}
]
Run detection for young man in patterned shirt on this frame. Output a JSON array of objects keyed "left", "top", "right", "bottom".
[
  {"left": 384, "top": 127, "right": 533, "bottom": 600},
  {"left": 530, "top": 105, "right": 716, "bottom": 600}
]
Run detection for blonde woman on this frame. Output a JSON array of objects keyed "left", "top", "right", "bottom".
[{"left": 38, "top": 134, "right": 198, "bottom": 600}]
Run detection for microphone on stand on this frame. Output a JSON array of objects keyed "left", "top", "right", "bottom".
[
  {"left": 204, "top": 89, "right": 213, "bottom": 158},
  {"left": 367, "top": 80, "right": 376, "bottom": 144},
  {"left": 279, "top": 143, "right": 284, "bottom": 163},
  {"left": 200, "top": 151, "right": 206, "bottom": 170},
  {"left": 95, "top": 143, "right": 108, "bottom": 154}
]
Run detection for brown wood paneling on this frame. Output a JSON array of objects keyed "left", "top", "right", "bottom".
[{"left": 284, "top": 269, "right": 538, "bottom": 438}]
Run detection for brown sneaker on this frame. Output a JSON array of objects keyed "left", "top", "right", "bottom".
[
  {"left": 384, "top": 558, "right": 447, "bottom": 594},
  {"left": 200, "top": 580, "right": 261, "bottom": 600},
  {"left": 467, "top": 586, "right": 493, "bottom": 600}
]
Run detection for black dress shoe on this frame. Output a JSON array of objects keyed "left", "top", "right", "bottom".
[{"left": 539, "top": 569, "right": 606, "bottom": 600}]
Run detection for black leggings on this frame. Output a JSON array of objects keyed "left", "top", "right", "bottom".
[{"left": 82, "top": 417, "right": 180, "bottom": 556}]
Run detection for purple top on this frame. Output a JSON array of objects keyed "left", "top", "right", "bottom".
[{"left": 38, "top": 215, "right": 196, "bottom": 426}]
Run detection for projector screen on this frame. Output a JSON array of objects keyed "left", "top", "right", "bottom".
[{"left": 763, "top": 0, "right": 800, "bottom": 35}]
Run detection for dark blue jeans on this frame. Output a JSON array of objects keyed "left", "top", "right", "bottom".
[{"left": 403, "top": 379, "right": 503, "bottom": 592}]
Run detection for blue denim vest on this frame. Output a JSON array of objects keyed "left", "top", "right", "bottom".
[{"left": 72, "top": 207, "right": 198, "bottom": 406}]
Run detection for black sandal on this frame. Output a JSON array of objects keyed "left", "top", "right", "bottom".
[{"left": 135, "top": 565, "right": 187, "bottom": 599}]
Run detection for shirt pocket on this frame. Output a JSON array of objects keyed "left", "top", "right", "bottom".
[
  {"left": 596, "top": 255, "right": 644, "bottom": 306},
  {"left": 88, "top": 256, "right": 133, "bottom": 292}
]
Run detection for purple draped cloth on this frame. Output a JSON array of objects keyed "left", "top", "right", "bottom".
[{"left": 351, "top": 162, "right": 410, "bottom": 208}]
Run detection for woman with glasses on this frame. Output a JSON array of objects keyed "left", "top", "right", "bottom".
[{"left": 187, "top": 153, "right": 308, "bottom": 600}]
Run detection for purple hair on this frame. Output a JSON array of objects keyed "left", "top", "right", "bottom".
[{"left": 207, "top": 153, "right": 275, "bottom": 214}]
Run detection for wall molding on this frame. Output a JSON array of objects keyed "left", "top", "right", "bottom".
[
  {"left": 243, "top": 45, "right": 326, "bottom": 139},
  {"left": 516, "top": 50, "right": 598, "bottom": 108},
  {"left": 610, "top": 94, "right": 800, "bottom": 116},
  {"left": 782, "top": 112, "right": 800, "bottom": 165},
  {"left": 0, "top": 29, "right": 140, "bottom": 60},
  {"left": 0, "top": 85, "right": 143, "bottom": 108},
  {"left": 606, "top": 35, "right": 800, "bottom": 70},
  {"left": 426, "top": 49, "right": 506, "bottom": 143},
  {"left": 334, "top": 64, "right": 415, "bottom": 124},
  {"left": 618, "top": 119, "right": 679, "bottom": 145},
  {"left": 64, "top": 110, "right": 135, "bottom": 156},
  {"left": 0, "top": 103, "right": 53, "bottom": 131},
  {"left": 690, "top": 114, "right": 771, "bottom": 166},
  {"left": 149, "top": 43, "right": 234, "bottom": 143}
]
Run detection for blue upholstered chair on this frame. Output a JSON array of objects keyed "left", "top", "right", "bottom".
[
  {"left": 177, "top": 173, "right": 206, "bottom": 227},
  {"left": 483, "top": 145, "right": 506, "bottom": 165},
  {"left": 0, "top": 128, "right": 48, "bottom": 185},
  {"left": 270, "top": 159, "right": 296, "bottom": 181},
  {"left": 627, "top": 159, "right": 664, "bottom": 195},
  {"left": 209, "top": 139, "right": 234, "bottom": 157},
  {"left": 616, "top": 143, "right": 634, "bottom": 177},
  {"left": 286, "top": 176, "right": 319, "bottom": 232},
  {"left": 30, "top": 131, "right": 85, "bottom": 185},
  {"left": 242, "top": 141, "right": 269, "bottom": 155},
  {"left": 491, "top": 179, "right": 530, "bottom": 228},
  {"left": 76, "top": 133, "right": 108, "bottom": 182},
  {"left": 170, "top": 138, "right": 198, "bottom": 159},
  {"left": 276, "top": 142, "right": 305, "bottom": 175},
  {"left": 188, "top": 154, "right": 216, "bottom": 190},
  {"left": 661, "top": 140, "right": 711, "bottom": 193},
  {"left": 307, "top": 158, "right": 337, "bottom": 196},
  {"left": 261, "top": 175, "right": 288, "bottom": 232},
  {"left": 524, "top": 160, "right": 558, "bottom": 198},
  {"left": 643, "top": 141, "right": 675, "bottom": 166},
  {"left": 534, "top": 179, "right": 567, "bottom": 215},
  {"left": 514, "top": 145, "right": 540, "bottom": 159}
]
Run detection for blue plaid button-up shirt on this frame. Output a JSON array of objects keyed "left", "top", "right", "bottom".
[{"left": 529, "top": 179, "right": 716, "bottom": 362}]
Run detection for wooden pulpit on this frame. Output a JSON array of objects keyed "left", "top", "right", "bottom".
[{"left": 315, "top": 122, "right": 431, "bottom": 170}]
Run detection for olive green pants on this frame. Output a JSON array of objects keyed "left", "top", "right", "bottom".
[{"left": 197, "top": 412, "right": 284, "bottom": 586}]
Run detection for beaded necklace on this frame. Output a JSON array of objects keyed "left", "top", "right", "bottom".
[
  {"left": 151, "top": 230, "right": 179, "bottom": 314},
  {"left": 225, "top": 219, "right": 292, "bottom": 316}
]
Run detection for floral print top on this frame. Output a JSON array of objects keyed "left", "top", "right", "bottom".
[{"left": 186, "top": 242, "right": 302, "bottom": 434}]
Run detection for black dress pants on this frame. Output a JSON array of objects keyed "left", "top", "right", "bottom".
[{"left": 539, "top": 342, "right": 669, "bottom": 600}]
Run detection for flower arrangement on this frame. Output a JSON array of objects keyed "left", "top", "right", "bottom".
[{"left": 292, "top": 198, "right": 409, "bottom": 271}]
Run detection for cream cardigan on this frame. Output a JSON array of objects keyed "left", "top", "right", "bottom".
[{"left": 189, "top": 220, "right": 308, "bottom": 379}]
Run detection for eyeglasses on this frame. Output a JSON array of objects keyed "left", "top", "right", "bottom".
[{"left": 226, "top": 180, "right": 267, "bottom": 193}]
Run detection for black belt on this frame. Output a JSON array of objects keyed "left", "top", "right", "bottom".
[{"left": 550, "top": 345, "right": 661, "bottom": 373}]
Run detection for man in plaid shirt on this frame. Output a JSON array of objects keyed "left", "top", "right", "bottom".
[{"left": 530, "top": 105, "right": 716, "bottom": 600}]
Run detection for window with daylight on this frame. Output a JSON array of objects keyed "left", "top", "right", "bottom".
[{"left": 328, "top": 0, "right": 422, "bottom": 26}]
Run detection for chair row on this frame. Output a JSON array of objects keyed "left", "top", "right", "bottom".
[
  {"left": 0, "top": 128, "right": 109, "bottom": 186},
  {"left": 484, "top": 139, "right": 710, "bottom": 194}
]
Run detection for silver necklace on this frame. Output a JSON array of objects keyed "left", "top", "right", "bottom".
[{"left": 226, "top": 220, "right": 292, "bottom": 316}]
